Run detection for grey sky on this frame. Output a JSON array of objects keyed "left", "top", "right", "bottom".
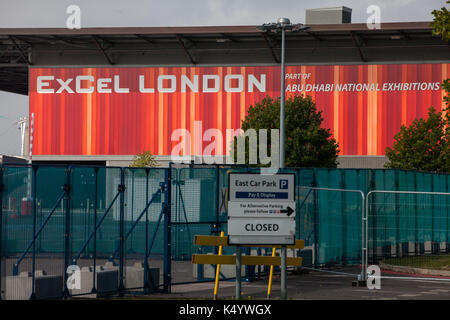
[
  {"left": 0, "top": 0, "right": 446, "bottom": 155},
  {"left": 0, "top": 92, "right": 28, "bottom": 156},
  {"left": 0, "top": 0, "right": 445, "bottom": 27}
]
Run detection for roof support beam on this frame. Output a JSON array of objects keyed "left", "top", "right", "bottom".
[
  {"left": 220, "top": 33, "right": 239, "bottom": 42},
  {"left": 8, "top": 36, "right": 32, "bottom": 65},
  {"left": 0, "top": 63, "right": 28, "bottom": 67},
  {"left": 397, "top": 30, "right": 410, "bottom": 40},
  {"left": 260, "top": 33, "right": 280, "bottom": 63},
  {"left": 92, "top": 35, "right": 114, "bottom": 65},
  {"left": 306, "top": 31, "right": 323, "bottom": 41},
  {"left": 175, "top": 34, "right": 196, "bottom": 64},
  {"left": 8, "top": 35, "right": 33, "bottom": 46},
  {"left": 12, "top": 35, "right": 52, "bottom": 45},
  {"left": 135, "top": 34, "right": 156, "bottom": 45},
  {"left": 350, "top": 32, "right": 367, "bottom": 62},
  {"left": 51, "top": 35, "right": 91, "bottom": 48},
  {"left": 93, "top": 35, "right": 114, "bottom": 49}
]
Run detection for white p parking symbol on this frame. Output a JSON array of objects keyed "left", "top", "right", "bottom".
[{"left": 280, "top": 179, "right": 288, "bottom": 189}]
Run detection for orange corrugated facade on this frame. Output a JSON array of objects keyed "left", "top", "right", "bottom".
[{"left": 29, "top": 63, "right": 449, "bottom": 156}]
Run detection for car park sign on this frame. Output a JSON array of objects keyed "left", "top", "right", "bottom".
[{"left": 227, "top": 173, "right": 296, "bottom": 245}]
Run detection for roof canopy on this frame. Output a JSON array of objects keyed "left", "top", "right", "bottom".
[{"left": 0, "top": 22, "right": 448, "bottom": 95}]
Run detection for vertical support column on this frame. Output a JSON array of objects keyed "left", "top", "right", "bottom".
[
  {"left": 130, "top": 170, "right": 135, "bottom": 252},
  {"left": 215, "top": 166, "right": 220, "bottom": 236},
  {"left": 281, "top": 245, "right": 287, "bottom": 300},
  {"left": 358, "top": 169, "right": 366, "bottom": 282},
  {"left": 341, "top": 170, "right": 346, "bottom": 264},
  {"left": 143, "top": 168, "right": 150, "bottom": 294},
  {"left": 395, "top": 170, "right": 400, "bottom": 258},
  {"left": 363, "top": 170, "right": 372, "bottom": 279},
  {"left": 370, "top": 169, "right": 376, "bottom": 263},
  {"left": 235, "top": 245, "right": 242, "bottom": 300},
  {"left": 295, "top": 169, "right": 300, "bottom": 242},
  {"left": 431, "top": 175, "right": 436, "bottom": 254},
  {"left": 419, "top": 173, "right": 425, "bottom": 255},
  {"left": 30, "top": 166, "right": 37, "bottom": 300},
  {"left": 361, "top": 191, "right": 368, "bottom": 282},
  {"left": 92, "top": 167, "right": 98, "bottom": 294},
  {"left": 173, "top": 170, "right": 179, "bottom": 254},
  {"left": 279, "top": 26, "right": 286, "bottom": 168},
  {"left": 63, "top": 166, "right": 72, "bottom": 298},
  {"left": 213, "top": 166, "right": 221, "bottom": 260},
  {"left": 364, "top": 191, "right": 368, "bottom": 281},
  {"left": 163, "top": 166, "right": 172, "bottom": 293},
  {"left": 118, "top": 168, "right": 126, "bottom": 293},
  {"left": 414, "top": 173, "right": 419, "bottom": 255},
  {"left": 312, "top": 169, "right": 319, "bottom": 267},
  {"left": 446, "top": 176, "right": 449, "bottom": 253},
  {"left": 0, "top": 166, "right": 3, "bottom": 300}
]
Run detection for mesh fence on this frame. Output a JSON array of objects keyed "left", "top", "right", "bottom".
[
  {"left": 367, "top": 187, "right": 450, "bottom": 277},
  {"left": 121, "top": 168, "right": 166, "bottom": 292},
  {"left": 69, "top": 166, "right": 123, "bottom": 296},
  {"left": 171, "top": 168, "right": 221, "bottom": 284},
  {"left": 1, "top": 165, "right": 450, "bottom": 299}
]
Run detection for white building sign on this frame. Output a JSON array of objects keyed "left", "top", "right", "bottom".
[{"left": 227, "top": 173, "right": 296, "bottom": 245}]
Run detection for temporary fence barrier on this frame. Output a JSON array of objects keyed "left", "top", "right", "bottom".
[
  {"left": 2, "top": 165, "right": 450, "bottom": 299},
  {"left": 366, "top": 189, "right": 450, "bottom": 281},
  {"left": 298, "top": 185, "right": 365, "bottom": 279}
]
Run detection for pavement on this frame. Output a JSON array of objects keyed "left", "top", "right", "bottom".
[
  {"left": 6, "top": 258, "right": 450, "bottom": 300},
  {"left": 145, "top": 267, "right": 450, "bottom": 300}
]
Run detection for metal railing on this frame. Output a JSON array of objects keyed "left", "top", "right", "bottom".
[
  {"left": 2, "top": 166, "right": 450, "bottom": 299},
  {"left": 366, "top": 190, "right": 450, "bottom": 281},
  {"left": 299, "top": 186, "right": 366, "bottom": 279},
  {"left": 0, "top": 165, "right": 171, "bottom": 299}
]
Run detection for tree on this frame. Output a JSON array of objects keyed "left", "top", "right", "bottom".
[
  {"left": 385, "top": 3, "right": 450, "bottom": 172},
  {"left": 431, "top": 0, "right": 450, "bottom": 105},
  {"left": 130, "top": 150, "right": 157, "bottom": 167},
  {"left": 385, "top": 107, "right": 448, "bottom": 172},
  {"left": 431, "top": 1, "right": 450, "bottom": 41},
  {"left": 232, "top": 95, "right": 339, "bottom": 168}
]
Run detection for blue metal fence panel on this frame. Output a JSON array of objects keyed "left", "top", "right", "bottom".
[{"left": 1, "top": 165, "right": 450, "bottom": 299}]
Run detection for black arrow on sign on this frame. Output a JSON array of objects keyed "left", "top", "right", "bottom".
[{"left": 281, "top": 206, "right": 294, "bottom": 217}]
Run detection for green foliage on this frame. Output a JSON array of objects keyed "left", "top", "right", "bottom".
[
  {"left": 385, "top": 107, "right": 450, "bottom": 172},
  {"left": 432, "top": 1, "right": 450, "bottom": 105},
  {"left": 443, "top": 79, "right": 450, "bottom": 106},
  {"left": 387, "top": 3, "right": 450, "bottom": 172},
  {"left": 232, "top": 95, "right": 339, "bottom": 168},
  {"left": 130, "top": 150, "right": 157, "bottom": 168},
  {"left": 431, "top": 1, "right": 450, "bottom": 41},
  {"left": 384, "top": 254, "right": 450, "bottom": 271}
]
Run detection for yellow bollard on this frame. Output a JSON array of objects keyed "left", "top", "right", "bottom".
[
  {"left": 267, "top": 247, "right": 276, "bottom": 299},
  {"left": 213, "top": 231, "right": 224, "bottom": 300}
]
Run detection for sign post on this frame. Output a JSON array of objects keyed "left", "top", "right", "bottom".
[
  {"left": 228, "top": 172, "right": 295, "bottom": 299},
  {"left": 281, "top": 246, "right": 287, "bottom": 299},
  {"left": 235, "top": 245, "right": 242, "bottom": 300}
]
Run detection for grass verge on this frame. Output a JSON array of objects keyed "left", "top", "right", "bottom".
[{"left": 383, "top": 254, "right": 450, "bottom": 270}]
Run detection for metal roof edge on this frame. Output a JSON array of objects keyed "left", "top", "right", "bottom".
[{"left": 0, "top": 21, "right": 433, "bottom": 36}]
